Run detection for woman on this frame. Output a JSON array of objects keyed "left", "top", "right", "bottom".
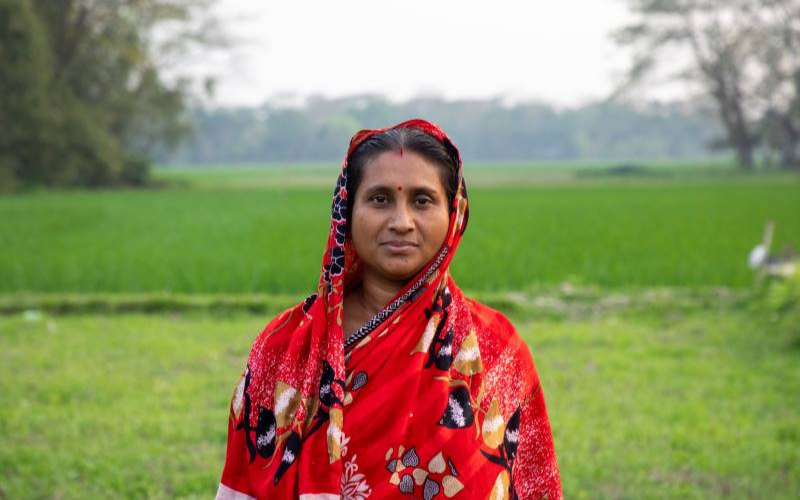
[{"left": 217, "top": 119, "right": 561, "bottom": 500}]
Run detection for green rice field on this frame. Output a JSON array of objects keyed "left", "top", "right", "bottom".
[{"left": 1, "top": 163, "right": 798, "bottom": 293}]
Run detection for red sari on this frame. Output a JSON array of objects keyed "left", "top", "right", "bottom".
[{"left": 217, "top": 120, "right": 562, "bottom": 500}]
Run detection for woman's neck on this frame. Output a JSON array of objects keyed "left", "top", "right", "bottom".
[
  {"left": 356, "top": 271, "right": 405, "bottom": 316},
  {"left": 343, "top": 269, "right": 409, "bottom": 341}
]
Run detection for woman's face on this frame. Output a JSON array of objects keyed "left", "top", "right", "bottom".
[{"left": 350, "top": 150, "right": 451, "bottom": 285}]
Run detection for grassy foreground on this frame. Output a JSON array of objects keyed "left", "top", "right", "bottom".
[{"left": 1, "top": 302, "right": 798, "bottom": 499}]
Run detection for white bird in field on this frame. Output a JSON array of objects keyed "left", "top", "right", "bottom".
[
  {"left": 748, "top": 221, "right": 798, "bottom": 278},
  {"left": 748, "top": 244, "right": 768, "bottom": 269},
  {"left": 748, "top": 222, "right": 772, "bottom": 269}
]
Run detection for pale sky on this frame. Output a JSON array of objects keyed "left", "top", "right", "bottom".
[{"left": 196, "top": 0, "right": 650, "bottom": 107}]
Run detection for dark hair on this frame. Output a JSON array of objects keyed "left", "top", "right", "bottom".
[{"left": 346, "top": 128, "right": 459, "bottom": 220}]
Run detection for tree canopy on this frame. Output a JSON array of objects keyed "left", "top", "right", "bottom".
[
  {"left": 615, "top": 0, "right": 800, "bottom": 170},
  {"left": 0, "top": 0, "right": 224, "bottom": 191}
]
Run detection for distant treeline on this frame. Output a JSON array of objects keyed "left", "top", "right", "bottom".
[{"left": 161, "top": 96, "right": 722, "bottom": 164}]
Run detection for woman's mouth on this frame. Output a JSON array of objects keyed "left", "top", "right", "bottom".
[{"left": 382, "top": 240, "right": 417, "bottom": 253}]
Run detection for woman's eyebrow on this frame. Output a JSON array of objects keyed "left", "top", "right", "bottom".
[
  {"left": 411, "top": 186, "right": 438, "bottom": 193},
  {"left": 361, "top": 184, "right": 392, "bottom": 195},
  {"left": 408, "top": 186, "right": 440, "bottom": 197}
]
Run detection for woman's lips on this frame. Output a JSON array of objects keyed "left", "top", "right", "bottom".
[{"left": 381, "top": 241, "right": 417, "bottom": 253}]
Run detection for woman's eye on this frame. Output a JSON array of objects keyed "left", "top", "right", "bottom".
[
  {"left": 415, "top": 197, "right": 433, "bottom": 206},
  {"left": 370, "top": 195, "right": 388, "bottom": 204}
]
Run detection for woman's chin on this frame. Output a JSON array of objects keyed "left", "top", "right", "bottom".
[{"left": 378, "top": 262, "right": 425, "bottom": 284}]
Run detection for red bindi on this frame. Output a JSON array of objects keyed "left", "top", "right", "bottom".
[{"left": 397, "top": 186, "right": 403, "bottom": 191}]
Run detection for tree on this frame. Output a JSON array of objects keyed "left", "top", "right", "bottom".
[
  {"left": 0, "top": 0, "right": 227, "bottom": 190},
  {"left": 753, "top": 1, "right": 800, "bottom": 169},
  {"left": 0, "top": 0, "right": 58, "bottom": 191},
  {"left": 615, "top": 0, "right": 800, "bottom": 170}
]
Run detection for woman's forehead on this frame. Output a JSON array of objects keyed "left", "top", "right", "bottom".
[{"left": 359, "top": 151, "right": 447, "bottom": 190}]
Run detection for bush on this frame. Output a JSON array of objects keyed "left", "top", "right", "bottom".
[{"left": 755, "top": 271, "right": 800, "bottom": 340}]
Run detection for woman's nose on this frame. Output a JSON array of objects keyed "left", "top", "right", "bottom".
[{"left": 388, "top": 203, "right": 414, "bottom": 233}]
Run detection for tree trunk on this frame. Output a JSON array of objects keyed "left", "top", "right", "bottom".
[
  {"left": 710, "top": 73, "right": 755, "bottom": 170},
  {"left": 779, "top": 116, "right": 799, "bottom": 169}
]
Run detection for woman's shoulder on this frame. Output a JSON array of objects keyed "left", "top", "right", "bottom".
[
  {"left": 462, "top": 296, "right": 526, "bottom": 349},
  {"left": 248, "top": 302, "right": 307, "bottom": 359},
  {"left": 461, "top": 295, "right": 539, "bottom": 387},
  {"left": 464, "top": 296, "right": 515, "bottom": 331}
]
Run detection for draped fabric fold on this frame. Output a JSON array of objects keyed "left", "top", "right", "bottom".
[{"left": 217, "top": 119, "right": 562, "bottom": 499}]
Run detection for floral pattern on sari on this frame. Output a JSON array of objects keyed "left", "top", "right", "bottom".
[{"left": 385, "top": 446, "right": 465, "bottom": 499}]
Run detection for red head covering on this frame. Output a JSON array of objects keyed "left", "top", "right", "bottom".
[{"left": 217, "top": 119, "right": 561, "bottom": 500}]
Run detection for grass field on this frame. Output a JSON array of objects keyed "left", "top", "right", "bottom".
[
  {"left": 1, "top": 163, "right": 798, "bottom": 293},
  {"left": 1, "top": 301, "right": 797, "bottom": 499},
  {"left": 1, "top": 162, "right": 799, "bottom": 499}
]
